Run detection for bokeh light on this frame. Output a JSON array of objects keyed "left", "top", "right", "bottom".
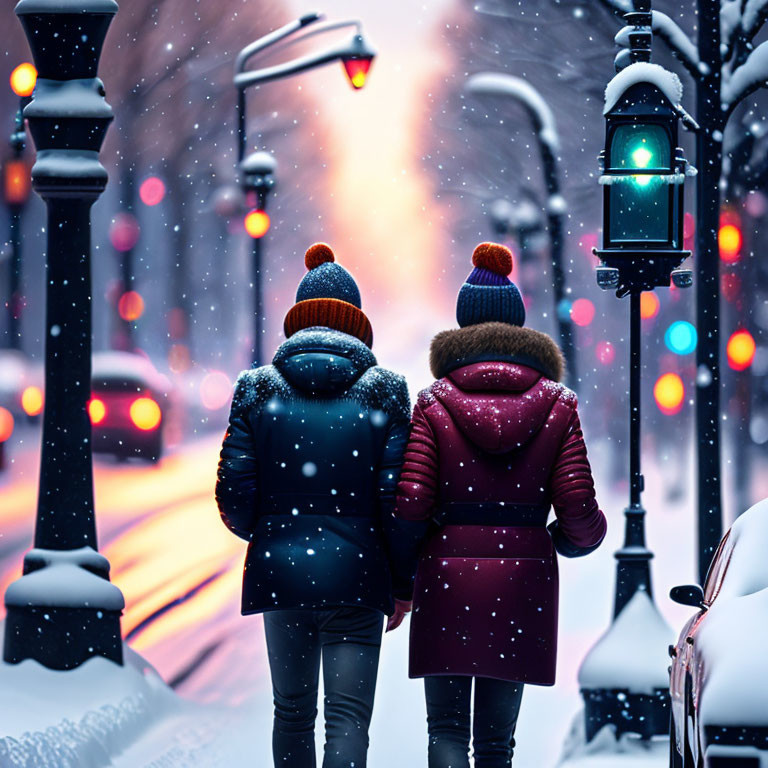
[
  {"left": 595, "top": 341, "right": 615, "bottom": 365},
  {"left": 130, "top": 397, "right": 162, "bottom": 431},
  {"left": 118, "top": 291, "right": 145, "bottom": 322},
  {"left": 640, "top": 291, "right": 660, "bottom": 320},
  {"left": 570, "top": 298, "right": 595, "bottom": 327},
  {"left": 718, "top": 223, "right": 742, "bottom": 264},
  {"left": 9, "top": 62, "right": 37, "bottom": 97},
  {"left": 200, "top": 371, "right": 233, "bottom": 411},
  {"left": 0, "top": 407, "right": 14, "bottom": 442},
  {"left": 726, "top": 330, "right": 756, "bottom": 371},
  {"left": 664, "top": 321, "right": 697, "bottom": 356},
  {"left": 139, "top": 176, "right": 166, "bottom": 206},
  {"left": 110, "top": 213, "right": 141, "bottom": 252},
  {"left": 244, "top": 209, "right": 270, "bottom": 239},
  {"left": 88, "top": 398, "right": 107, "bottom": 425},
  {"left": 654, "top": 373, "right": 685, "bottom": 415},
  {"left": 21, "top": 386, "right": 44, "bottom": 417}
]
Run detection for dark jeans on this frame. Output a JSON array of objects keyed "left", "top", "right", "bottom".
[
  {"left": 424, "top": 676, "right": 524, "bottom": 768},
  {"left": 263, "top": 606, "right": 384, "bottom": 768}
]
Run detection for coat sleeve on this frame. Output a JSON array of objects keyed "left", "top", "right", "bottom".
[
  {"left": 394, "top": 399, "right": 439, "bottom": 522},
  {"left": 215, "top": 376, "right": 259, "bottom": 541},
  {"left": 377, "top": 381, "right": 431, "bottom": 602},
  {"left": 548, "top": 404, "right": 607, "bottom": 557}
]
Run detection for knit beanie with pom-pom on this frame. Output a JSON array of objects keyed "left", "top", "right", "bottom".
[
  {"left": 283, "top": 243, "right": 373, "bottom": 347},
  {"left": 456, "top": 242, "right": 525, "bottom": 328}
]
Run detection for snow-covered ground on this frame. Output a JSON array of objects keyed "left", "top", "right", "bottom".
[{"left": 1, "top": 432, "right": 759, "bottom": 766}]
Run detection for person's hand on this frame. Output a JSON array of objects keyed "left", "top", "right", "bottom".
[{"left": 386, "top": 599, "right": 413, "bottom": 632}]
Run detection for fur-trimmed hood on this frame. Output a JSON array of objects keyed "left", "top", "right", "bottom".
[{"left": 429, "top": 322, "right": 565, "bottom": 382}]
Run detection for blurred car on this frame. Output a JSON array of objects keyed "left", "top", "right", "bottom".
[
  {"left": 669, "top": 498, "right": 768, "bottom": 768},
  {"left": 90, "top": 351, "right": 172, "bottom": 463}
]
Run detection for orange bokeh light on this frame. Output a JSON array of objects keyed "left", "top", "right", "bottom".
[
  {"left": 118, "top": 290, "right": 145, "bottom": 322},
  {"left": 244, "top": 209, "right": 270, "bottom": 239},
  {"left": 130, "top": 397, "right": 161, "bottom": 431},
  {"left": 4, "top": 159, "right": 31, "bottom": 206},
  {"left": 640, "top": 291, "right": 660, "bottom": 320},
  {"left": 718, "top": 223, "right": 742, "bottom": 264},
  {"left": 21, "top": 386, "right": 43, "bottom": 417},
  {"left": 726, "top": 330, "right": 756, "bottom": 371},
  {"left": 88, "top": 398, "right": 107, "bottom": 425},
  {"left": 654, "top": 373, "right": 685, "bottom": 415},
  {"left": 0, "top": 407, "right": 14, "bottom": 442},
  {"left": 9, "top": 62, "right": 37, "bottom": 97}
]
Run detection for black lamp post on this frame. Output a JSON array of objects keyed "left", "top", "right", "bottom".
[
  {"left": 578, "top": 0, "right": 694, "bottom": 742},
  {"left": 240, "top": 150, "right": 277, "bottom": 366},
  {"left": 3, "top": 0, "right": 124, "bottom": 671}
]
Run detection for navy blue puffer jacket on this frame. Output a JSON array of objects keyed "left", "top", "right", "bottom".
[{"left": 216, "top": 328, "right": 424, "bottom": 616}]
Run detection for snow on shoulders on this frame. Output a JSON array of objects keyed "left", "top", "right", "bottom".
[
  {"left": 578, "top": 590, "right": 674, "bottom": 693},
  {"left": 604, "top": 62, "right": 683, "bottom": 115}
]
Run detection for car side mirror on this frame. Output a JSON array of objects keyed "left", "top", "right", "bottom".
[{"left": 670, "top": 584, "right": 704, "bottom": 608}]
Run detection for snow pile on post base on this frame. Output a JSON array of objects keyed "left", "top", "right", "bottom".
[
  {"left": 578, "top": 590, "right": 674, "bottom": 693},
  {"left": 556, "top": 711, "right": 667, "bottom": 768},
  {"left": 0, "top": 636, "right": 183, "bottom": 768}
]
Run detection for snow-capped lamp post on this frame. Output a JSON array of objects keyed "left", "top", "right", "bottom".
[
  {"left": 234, "top": 13, "right": 375, "bottom": 365},
  {"left": 578, "top": 0, "right": 695, "bottom": 742},
  {"left": 240, "top": 151, "right": 277, "bottom": 365},
  {"left": 465, "top": 73, "right": 578, "bottom": 390},
  {"left": 3, "top": 0, "right": 125, "bottom": 670}
]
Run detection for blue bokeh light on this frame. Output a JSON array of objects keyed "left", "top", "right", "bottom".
[{"left": 665, "top": 321, "right": 697, "bottom": 355}]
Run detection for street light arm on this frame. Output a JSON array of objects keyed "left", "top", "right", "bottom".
[
  {"left": 235, "top": 39, "right": 366, "bottom": 90},
  {"left": 465, "top": 73, "right": 559, "bottom": 153},
  {"left": 258, "top": 19, "right": 363, "bottom": 63},
  {"left": 235, "top": 12, "right": 323, "bottom": 74}
]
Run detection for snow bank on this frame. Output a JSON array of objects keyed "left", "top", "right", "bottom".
[
  {"left": 0, "top": 639, "right": 181, "bottom": 768},
  {"left": 604, "top": 62, "right": 683, "bottom": 114},
  {"left": 578, "top": 590, "right": 674, "bottom": 693}
]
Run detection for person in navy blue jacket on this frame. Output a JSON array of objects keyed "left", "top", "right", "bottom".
[{"left": 216, "top": 243, "right": 424, "bottom": 768}]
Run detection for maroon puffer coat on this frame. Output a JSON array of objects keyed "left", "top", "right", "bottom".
[{"left": 395, "top": 322, "right": 606, "bottom": 685}]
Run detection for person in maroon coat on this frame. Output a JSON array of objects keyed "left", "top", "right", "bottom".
[{"left": 395, "top": 242, "right": 607, "bottom": 768}]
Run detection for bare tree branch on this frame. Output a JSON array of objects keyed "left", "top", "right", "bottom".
[{"left": 651, "top": 11, "right": 701, "bottom": 78}]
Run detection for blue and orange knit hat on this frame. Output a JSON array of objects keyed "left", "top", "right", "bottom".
[
  {"left": 456, "top": 242, "right": 525, "bottom": 328},
  {"left": 284, "top": 243, "right": 373, "bottom": 347}
]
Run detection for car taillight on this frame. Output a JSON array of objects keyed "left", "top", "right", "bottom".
[
  {"left": 130, "top": 397, "right": 161, "bottom": 431},
  {"left": 0, "top": 407, "right": 14, "bottom": 442},
  {"left": 88, "top": 398, "right": 107, "bottom": 425}
]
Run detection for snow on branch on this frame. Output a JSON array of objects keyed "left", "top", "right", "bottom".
[
  {"left": 723, "top": 39, "right": 768, "bottom": 110},
  {"left": 742, "top": 0, "right": 768, "bottom": 39},
  {"left": 651, "top": 11, "right": 701, "bottom": 77}
]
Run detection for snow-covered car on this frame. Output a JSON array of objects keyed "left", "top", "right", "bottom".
[
  {"left": 669, "top": 498, "right": 768, "bottom": 768},
  {"left": 90, "top": 352, "right": 172, "bottom": 463}
]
